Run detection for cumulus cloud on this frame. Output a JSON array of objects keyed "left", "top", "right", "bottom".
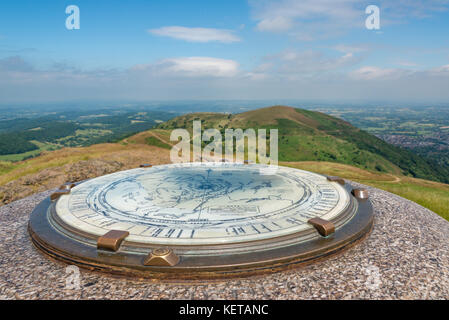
[
  {"left": 252, "top": 49, "right": 364, "bottom": 79},
  {"left": 432, "top": 64, "right": 449, "bottom": 73},
  {"left": 256, "top": 16, "right": 294, "bottom": 32},
  {"left": 2, "top": 54, "right": 449, "bottom": 103},
  {"left": 148, "top": 26, "right": 241, "bottom": 43},
  {"left": 279, "top": 50, "right": 360, "bottom": 73},
  {"left": 250, "top": 0, "right": 361, "bottom": 37},
  {"left": 0, "top": 55, "right": 244, "bottom": 102},
  {"left": 382, "top": 0, "right": 449, "bottom": 19},
  {"left": 396, "top": 61, "right": 419, "bottom": 67},
  {"left": 160, "top": 57, "right": 239, "bottom": 77},
  {"left": 350, "top": 66, "right": 405, "bottom": 80},
  {"left": 333, "top": 44, "right": 369, "bottom": 54},
  {"left": 0, "top": 55, "right": 34, "bottom": 72},
  {"left": 132, "top": 57, "right": 239, "bottom": 78},
  {"left": 350, "top": 63, "right": 449, "bottom": 81},
  {"left": 250, "top": 0, "right": 449, "bottom": 39}
]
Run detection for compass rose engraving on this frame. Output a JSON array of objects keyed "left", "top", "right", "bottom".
[{"left": 55, "top": 163, "right": 349, "bottom": 245}]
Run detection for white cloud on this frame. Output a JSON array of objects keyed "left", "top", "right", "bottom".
[
  {"left": 425, "top": 64, "right": 449, "bottom": 77},
  {"left": 158, "top": 57, "right": 239, "bottom": 77},
  {"left": 257, "top": 49, "right": 363, "bottom": 76},
  {"left": 350, "top": 66, "right": 401, "bottom": 80},
  {"left": 333, "top": 44, "right": 368, "bottom": 54},
  {"left": 0, "top": 55, "right": 34, "bottom": 72},
  {"left": 243, "top": 71, "right": 269, "bottom": 81},
  {"left": 396, "top": 61, "right": 419, "bottom": 67},
  {"left": 348, "top": 64, "right": 449, "bottom": 80},
  {"left": 129, "top": 57, "right": 240, "bottom": 78},
  {"left": 382, "top": 0, "right": 449, "bottom": 19},
  {"left": 251, "top": 0, "right": 361, "bottom": 37},
  {"left": 148, "top": 26, "right": 240, "bottom": 43},
  {"left": 250, "top": 0, "right": 449, "bottom": 39},
  {"left": 2, "top": 55, "right": 449, "bottom": 103},
  {"left": 130, "top": 57, "right": 240, "bottom": 78},
  {"left": 256, "top": 16, "right": 294, "bottom": 32},
  {"left": 350, "top": 64, "right": 449, "bottom": 81},
  {"left": 433, "top": 64, "right": 449, "bottom": 72}
]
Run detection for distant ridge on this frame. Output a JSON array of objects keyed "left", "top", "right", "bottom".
[
  {"left": 156, "top": 106, "right": 449, "bottom": 184},
  {"left": 1, "top": 106, "right": 449, "bottom": 219}
]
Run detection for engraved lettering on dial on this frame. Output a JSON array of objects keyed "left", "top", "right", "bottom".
[{"left": 55, "top": 163, "right": 350, "bottom": 245}]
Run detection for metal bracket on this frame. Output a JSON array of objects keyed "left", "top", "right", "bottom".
[
  {"left": 352, "top": 189, "right": 369, "bottom": 200},
  {"left": 59, "top": 182, "right": 76, "bottom": 190},
  {"left": 50, "top": 189, "right": 71, "bottom": 201},
  {"left": 308, "top": 217, "right": 335, "bottom": 237},
  {"left": 327, "top": 176, "right": 345, "bottom": 185},
  {"left": 144, "top": 248, "right": 180, "bottom": 267},
  {"left": 97, "top": 230, "right": 129, "bottom": 252}
]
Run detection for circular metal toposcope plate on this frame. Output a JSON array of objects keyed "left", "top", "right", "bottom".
[{"left": 28, "top": 162, "right": 373, "bottom": 280}]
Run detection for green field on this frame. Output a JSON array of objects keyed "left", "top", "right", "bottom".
[
  {"left": 0, "top": 109, "right": 175, "bottom": 161},
  {"left": 1, "top": 105, "right": 448, "bottom": 221},
  {"left": 285, "top": 161, "right": 449, "bottom": 221},
  {"left": 0, "top": 141, "right": 60, "bottom": 162},
  {"left": 157, "top": 106, "right": 449, "bottom": 183},
  {"left": 144, "top": 136, "right": 172, "bottom": 149},
  {"left": 153, "top": 106, "right": 449, "bottom": 219},
  {"left": 56, "top": 128, "right": 113, "bottom": 147},
  {"left": 315, "top": 105, "right": 449, "bottom": 170}
]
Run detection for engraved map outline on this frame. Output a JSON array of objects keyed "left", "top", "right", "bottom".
[{"left": 55, "top": 163, "right": 350, "bottom": 245}]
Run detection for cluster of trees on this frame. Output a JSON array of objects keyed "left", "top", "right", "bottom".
[
  {"left": 0, "top": 134, "right": 38, "bottom": 155},
  {"left": 0, "top": 122, "right": 79, "bottom": 155},
  {"left": 296, "top": 109, "right": 449, "bottom": 184},
  {"left": 0, "top": 110, "right": 175, "bottom": 156}
]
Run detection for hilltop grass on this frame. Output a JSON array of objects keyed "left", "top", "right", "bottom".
[
  {"left": 0, "top": 143, "right": 132, "bottom": 186},
  {"left": 157, "top": 106, "right": 449, "bottom": 182},
  {"left": 294, "top": 108, "right": 449, "bottom": 183},
  {"left": 0, "top": 141, "right": 448, "bottom": 221},
  {"left": 1, "top": 105, "right": 448, "bottom": 221},
  {"left": 144, "top": 136, "right": 172, "bottom": 149},
  {"left": 123, "top": 122, "right": 449, "bottom": 220},
  {"left": 0, "top": 161, "right": 17, "bottom": 175},
  {"left": 284, "top": 161, "right": 449, "bottom": 220},
  {"left": 371, "top": 181, "right": 449, "bottom": 220}
]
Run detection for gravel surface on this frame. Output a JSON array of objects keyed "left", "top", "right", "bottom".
[{"left": 1, "top": 183, "right": 448, "bottom": 300}]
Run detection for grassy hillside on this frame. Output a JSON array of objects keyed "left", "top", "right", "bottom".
[
  {"left": 0, "top": 143, "right": 447, "bottom": 220},
  {"left": 1, "top": 105, "right": 448, "bottom": 220},
  {"left": 157, "top": 106, "right": 449, "bottom": 183},
  {"left": 0, "top": 110, "right": 174, "bottom": 161},
  {"left": 0, "top": 142, "right": 171, "bottom": 205},
  {"left": 284, "top": 161, "right": 449, "bottom": 221}
]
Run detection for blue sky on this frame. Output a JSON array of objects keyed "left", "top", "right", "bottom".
[{"left": 1, "top": 0, "right": 449, "bottom": 103}]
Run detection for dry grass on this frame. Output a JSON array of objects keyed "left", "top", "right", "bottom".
[
  {"left": 123, "top": 129, "right": 171, "bottom": 145},
  {"left": 1, "top": 138, "right": 447, "bottom": 220},
  {"left": 0, "top": 143, "right": 171, "bottom": 187},
  {"left": 234, "top": 106, "right": 319, "bottom": 128},
  {"left": 284, "top": 161, "right": 449, "bottom": 220}
]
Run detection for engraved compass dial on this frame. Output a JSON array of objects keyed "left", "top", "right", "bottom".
[
  {"left": 29, "top": 162, "right": 373, "bottom": 279},
  {"left": 55, "top": 163, "right": 350, "bottom": 245}
]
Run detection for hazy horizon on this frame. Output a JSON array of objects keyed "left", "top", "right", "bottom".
[{"left": 1, "top": 1, "right": 449, "bottom": 104}]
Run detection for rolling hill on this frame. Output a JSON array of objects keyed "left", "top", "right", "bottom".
[
  {"left": 1, "top": 105, "right": 448, "bottom": 220},
  {"left": 155, "top": 106, "right": 449, "bottom": 183}
]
